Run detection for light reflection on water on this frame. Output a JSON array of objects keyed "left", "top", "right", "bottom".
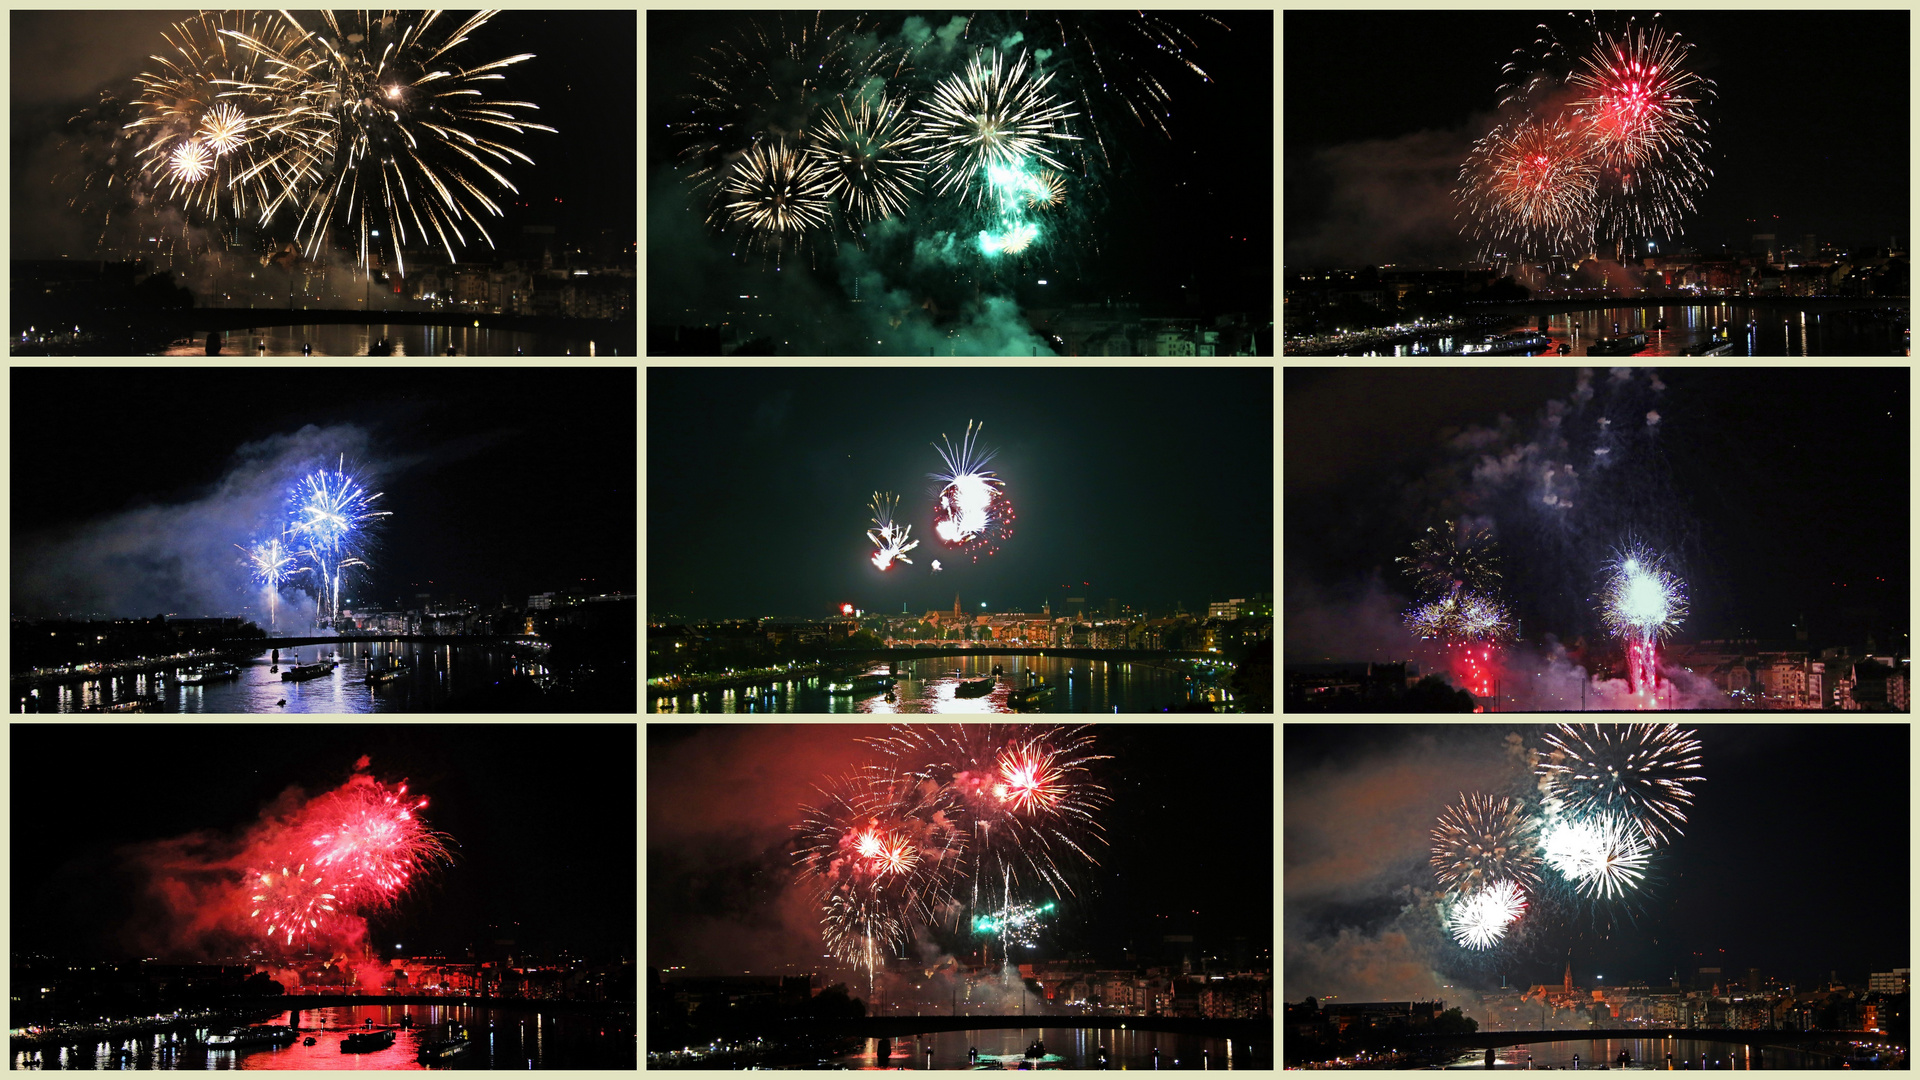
[
  {"left": 10, "top": 1004, "right": 633, "bottom": 1070},
  {"left": 42, "top": 642, "right": 545, "bottom": 713},
  {"left": 653, "top": 655, "right": 1230, "bottom": 713},
  {"left": 155, "top": 324, "right": 601, "bottom": 356},
  {"left": 1453, "top": 1037, "right": 1846, "bottom": 1070},
  {"left": 841, "top": 1027, "right": 1240, "bottom": 1070}
]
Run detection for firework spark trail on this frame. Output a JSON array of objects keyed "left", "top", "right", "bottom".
[
  {"left": 1447, "top": 878, "right": 1526, "bottom": 950},
  {"left": 807, "top": 97, "right": 927, "bottom": 223},
  {"left": 1538, "top": 723, "right": 1703, "bottom": 844},
  {"left": 1431, "top": 793, "right": 1540, "bottom": 895},
  {"left": 914, "top": 50, "right": 1081, "bottom": 206},
  {"left": 287, "top": 454, "right": 390, "bottom": 625},
  {"left": 248, "top": 860, "right": 339, "bottom": 946},
  {"left": 867, "top": 491, "right": 921, "bottom": 570},
  {"left": 929, "top": 420, "right": 1015, "bottom": 560},
  {"left": 1600, "top": 546, "right": 1689, "bottom": 700},
  {"left": 1541, "top": 812, "right": 1651, "bottom": 899}
]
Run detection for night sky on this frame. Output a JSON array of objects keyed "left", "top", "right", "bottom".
[
  {"left": 9, "top": 10, "right": 636, "bottom": 262},
  {"left": 1285, "top": 367, "right": 1909, "bottom": 661},
  {"left": 647, "top": 722, "right": 1273, "bottom": 976},
  {"left": 1284, "top": 9, "right": 1910, "bottom": 267},
  {"left": 1285, "top": 723, "right": 1911, "bottom": 1001},
  {"left": 10, "top": 723, "right": 637, "bottom": 959},
  {"left": 646, "top": 10, "right": 1272, "bottom": 350},
  {"left": 10, "top": 366, "right": 636, "bottom": 618},
  {"left": 646, "top": 366, "right": 1274, "bottom": 621}
]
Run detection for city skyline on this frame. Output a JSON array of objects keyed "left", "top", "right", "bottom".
[
  {"left": 1285, "top": 9, "right": 1908, "bottom": 268},
  {"left": 647, "top": 367, "right": 1273, "bottom": 622},
  {"left": 1285, "top": 723, "right": 1910, "bottom": 1002}
]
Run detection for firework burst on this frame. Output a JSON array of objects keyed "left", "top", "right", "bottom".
[
  {"left": 1541, "top": 812, "right": 1652, "bottom": 900},
  {"left": 248, "top": 860, "right": 339, "bottom": 946},
  {"left": 305, "top": 779, "right": 452, "bottom": 910},
  {"left": 287, "top": 454, "right": 390, "bottom": 626},
  {"left": 1447, "top": 878, "right": 1526, "bottom": 950},
  {"left": 1404, "top": 590, "right": 1514, "bottom": 644},
  {"left": 807, "top": 97, "right": 926, "bottom": 223},
  {"left": 1456, "top": 113, "right": 1599, "bottom": 255},
  {"left": 1431, "top": 793, "right": 1539, "bottom": 895},
  {"left": 866, "top": 491, "right": 921, "bottom": 571},
  {"left": 864, "top": 724, "right": 1109, "bottom": 907},
  {"left": 236, "top": 10, "right": 556, "bottom": 275},
  {"left": 915, "top": 50, "right": 1081, "bottom": 205},
  {"left": 236, "top": 537, "right": 309, "bottom": 627},
  {"left": 929, "top": 420, "right": 1015, "bottom": 560},
  {"left": 1538, "top": 723, "right": 1703, "bottom": 844},
  {"left": 1600, "top": 545, "right": 1688, "bottom": 698},
  {"left": 1399, "top": 520, "right": 1504, "bottom": 597},
  {"left": 715, "top": 140, "right": 834, "bottom": 259}
]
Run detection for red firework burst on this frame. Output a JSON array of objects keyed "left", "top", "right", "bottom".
[
  {"left": 1570, "top": 25, "right": 1710, "bottom": 172},
  {"left": 305, "top": 779, "right": 450, "bottom": 910},
  {"left": 248, "top": 860, "right": 339, "bottom": 945}
]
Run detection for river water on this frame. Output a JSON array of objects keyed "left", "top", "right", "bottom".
[
  {"left": 155, "top": 324, "right": 611, "bottom": 356},
  {"left": 1373, "top": 306, "right": 1907, "bottom": 356},
  {"left": 838, "top": 1027, "right": 1245, "bottom": 1069},
  {"left": 1446, "top": 1037, "right": 1854, "bottom": 1069},
  {"left": 27, "top": 643, "right": 547, "bottom": 713},
  {"left": 650, "top": 655, "right": 1234, "bottom": 713},
  {"left": 10, "top": 1004, "right": 634, "bottom": 1070}
]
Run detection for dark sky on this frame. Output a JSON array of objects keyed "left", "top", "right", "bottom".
[
  {"left": 1285, "top": 723, "right": 1910, "bottom": 1000},
  {"left": 648, "top": 722, "right": 1273, "bottom": 976},
  {"left": 1285, "top": 366, "right": 1909, "bottom": 659},
  {"left": 646, "top": 10, "right": 1272, "bottom": 344},
  {"left": 1284, "top": 9, "right": 1910, "bottom": 266},
  {"left": 9, "top": 10, "right": 636, "bottom": 261},
  {"left": 10, "top": 723, "right": 637, "bottom": 959},
  {"left": 10, "top": 366, "right": 635, "bottom": 617},
  {"left": 646, "top": 366, "right": 1274, "bottom": 621}
]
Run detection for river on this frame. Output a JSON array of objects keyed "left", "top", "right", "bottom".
[
  {"left": 24, "top": 642, "right": 547, "bottom": 713},
  {"left": 1368, "top": 305, "right": 1907, "bottom": 356},
  {"left": 649, "top": 655, "right": 1234, "bottom": 713},
  {"left": 10, "top": 1003, "right": 633, "bottom": 1070}
]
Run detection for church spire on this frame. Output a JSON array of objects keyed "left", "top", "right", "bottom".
[{"left": 1565, "top": 955, "right": 1573, "bottom": 993}]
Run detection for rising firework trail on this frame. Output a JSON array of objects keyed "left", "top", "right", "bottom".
[
  {"left": 929, "top": 420, "right": 1015, "bottom": 561},
  {"left": 1447, "top": 878, "right": 1526, "bottom": 950},
  {"left": 1537, "top": 723, "right": 1704, "bottom": 845},
  {"left": 866, "top": 491, "right": 921, "bottom": 570},
  {"left": 1599, "top": 545, "right": 1689, "bottom": 701},
  {"left": 1431, "top": 793, "right": 1540, "bottom": 895}
]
